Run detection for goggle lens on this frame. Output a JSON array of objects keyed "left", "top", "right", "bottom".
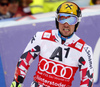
[{"left": 57, "top": 13, "right": 79, "bottom": 25}]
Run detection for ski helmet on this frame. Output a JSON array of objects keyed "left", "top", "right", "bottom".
[{"left": 55, "top": 2, "right": 82, "bottom": 32}]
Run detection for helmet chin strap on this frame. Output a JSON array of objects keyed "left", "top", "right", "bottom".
[{"left": 58, "top": 30, "right": 74, "bottom": 41}]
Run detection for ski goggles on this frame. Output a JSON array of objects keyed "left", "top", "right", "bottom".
[{"left": 57, "top": 13, "right": 81, "bottom": 25}]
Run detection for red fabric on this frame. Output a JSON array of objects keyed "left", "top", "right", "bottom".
[{"left": 14, "top": 6, "right": 31, "bottom": 17}]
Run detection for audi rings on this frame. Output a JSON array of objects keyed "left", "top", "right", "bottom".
[{"left": 39, "top": 58, "right": 73, "bottom": 79}]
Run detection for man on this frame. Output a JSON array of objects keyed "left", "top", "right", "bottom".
[
  {"left": 0, "top": 0, "right": 11, "bottom": 19},
  {"left": 11, "top": 2, "right": 94, "bottom": 87},
  {"left": 9, "top": 0, "right": 19, "bottom": 17},
  {"left": 14, "top": 0, "right": 32, "bottom": 17}
]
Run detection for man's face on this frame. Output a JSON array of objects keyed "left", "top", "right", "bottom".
[
  {"left": 0, "top": 0, "right": 9, "bottom": 15},
  {"left": 59, "top": 22, "right": 75, "bottom": 37},
  {"left": 96, "top": 0, "right": 100, "bottom": 4},
  {"left": 9, "top": 1, "right": 19, "bottom": 14},
  {"left": 21, "top": 0, "right": 33, "bottom": 7}
]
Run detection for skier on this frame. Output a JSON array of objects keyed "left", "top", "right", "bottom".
[{"left": 11, "top": 2, "right": 94, "bottom": 87}]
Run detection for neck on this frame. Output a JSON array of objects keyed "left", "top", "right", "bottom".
[{"left": 58, "top": 31, "right": 74, "bottom": 41}]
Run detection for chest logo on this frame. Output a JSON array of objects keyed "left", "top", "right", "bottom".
[
  {"left": 39, "top": 58, "right": 73, "bottom": 79},
  {"left": 75, "top": 42, "right": 83, "bottom": 50},
  {"left": 43, "top": 32, "right": 51, "bottom": 38}
]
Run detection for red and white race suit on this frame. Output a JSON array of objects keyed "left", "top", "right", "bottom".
[{"left": 14, "top": 30, "right": 94, "bottom": 87}]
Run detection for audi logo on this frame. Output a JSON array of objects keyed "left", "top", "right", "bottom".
[{"left": 38, "top": 59, "right": 73, "bottom": 79}]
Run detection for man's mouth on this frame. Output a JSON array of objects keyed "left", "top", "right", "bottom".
[{"left": 63, "top": 28, "right": 69, "bottom": 31}]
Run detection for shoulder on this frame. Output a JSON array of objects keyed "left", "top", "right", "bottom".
[
  {"left": 37, "top": 29, "right": 57, "bottom": 41},
  {"left": 40, "top": 29, "right": 57, "bottom": 37},
  {"left": 75, "top": 35, "right": 93, "bottom": 53},
  {"left": 68, "top": 34, "right": 86, "bottom": 52},
  {"left": 74, "top": 35, "right": 92, "bottom": 53},
  {"left": 35, "top": 30, "right": 54, "bottom": 38}
]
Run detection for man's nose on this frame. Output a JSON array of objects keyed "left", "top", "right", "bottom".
[{"left": 64, "top": 22, "right": 69, "bottom": 25}]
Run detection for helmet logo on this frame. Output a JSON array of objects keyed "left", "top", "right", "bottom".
[{"left": 65, "top": 4, "right": 73, "bottom": 10}]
